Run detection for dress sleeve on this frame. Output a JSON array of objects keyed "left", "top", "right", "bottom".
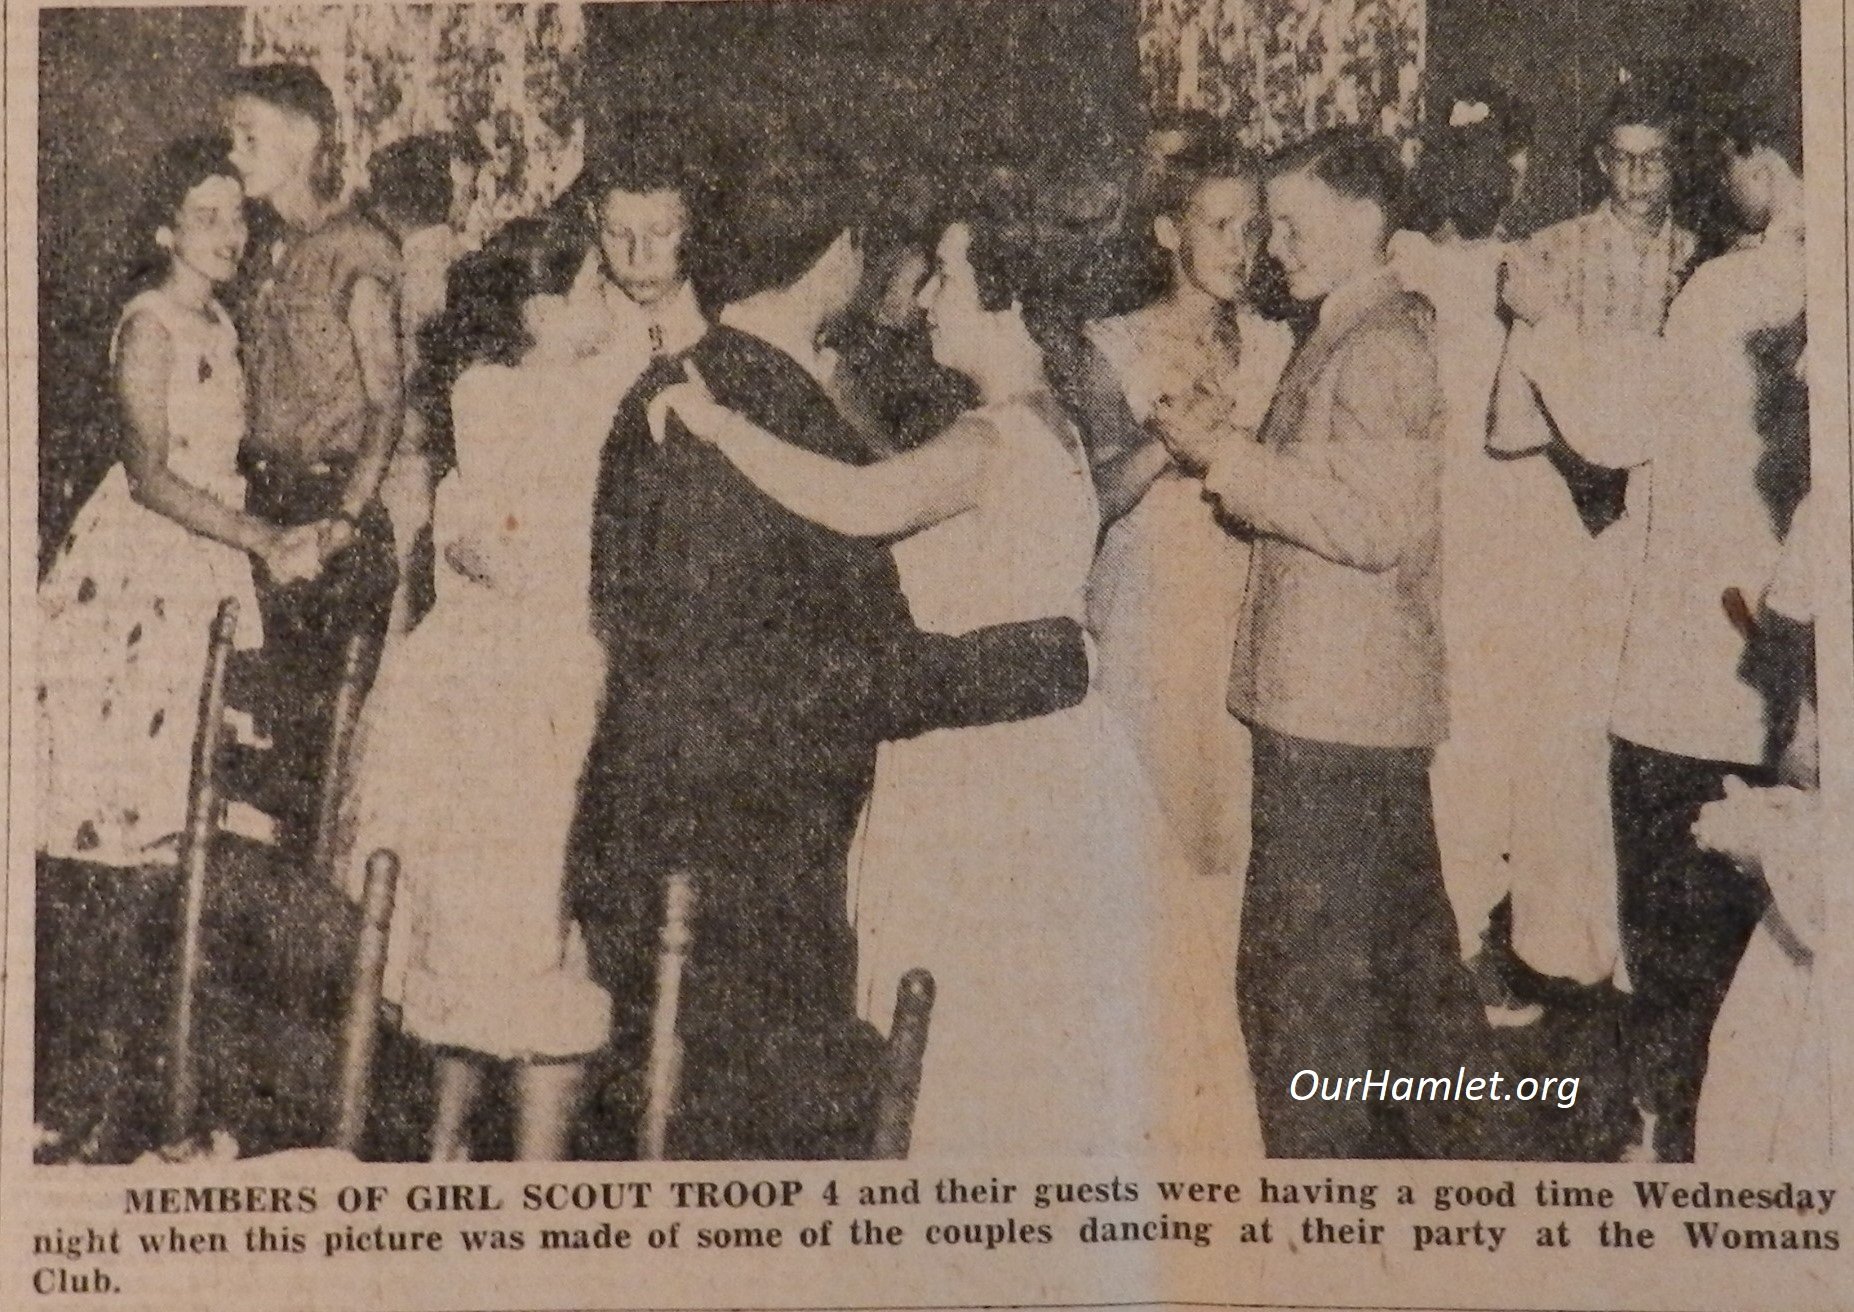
[
  {"left": 1663, "top": 249, "right": 1805, "bottom": 346},
  {"left": 1506, "top": 222, "right": 1574, "bottom": 322},
  {"left": 1505, "top": 318, "right": 1664, "bottom": 468}
]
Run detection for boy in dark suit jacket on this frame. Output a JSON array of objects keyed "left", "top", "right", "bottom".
[{"left": 567, "top": 146, "right": 1090, "bottom": 1159}]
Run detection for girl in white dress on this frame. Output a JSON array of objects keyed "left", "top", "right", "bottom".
[
  {"left": 653, "top": 219, "right": 1256, "bottom": 1159},
  {"left": 1085, "top": 143, "right": 1293, "bottom": 885},
  {"left": 342, "top": 223, "right": 632, "bottom": 1161},
  {"left": 1391, "top": 111, "right": 1543, "bottom": 1012},
  {"left": 40, "top": 138, "right": 323, "bottom": 867}
]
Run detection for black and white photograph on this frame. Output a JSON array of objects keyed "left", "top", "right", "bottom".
[{"left": 16, "top": 0, "right": 1835, "bottom": 1199}]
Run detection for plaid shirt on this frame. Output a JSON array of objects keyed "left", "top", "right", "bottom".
[{"left": 1513, "top": 202, "right": 1698, "bottom": 334}]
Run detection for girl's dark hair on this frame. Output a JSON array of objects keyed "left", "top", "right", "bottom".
[
  {"left": 1407, "top": 112, "right": 1525, "bottom": 240},
  {"left": 1714, "top": 98, "right": 1803, "bottom": 170},
  {"left": 695, "top": 147, "right": 862, "bottom": 309},
  {"left": 962, "top": 188, "right": 1046, "bottom": 316},
  {"left": 412, "top": 217, "right": 585, "bottom": 464},
  {"left": 127, "top": 135, "right": 241, "bottom": 293},
  {"left": 847, "top": 164, "right": 950, "bottom": 308},
  {"left": 228, "top": 62, "right": 343, "bottom": 201}
]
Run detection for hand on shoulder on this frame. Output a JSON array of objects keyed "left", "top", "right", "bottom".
[{"left": 647, "top": 360, "right": 733, "bottom": 446}]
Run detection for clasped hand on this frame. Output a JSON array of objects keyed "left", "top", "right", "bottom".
[
  {"left": 263, "top": 517, "right": 355, "bottom": 585},
  {"left": 1147, "top": 381, "right": 1235, "bottom": 477}
]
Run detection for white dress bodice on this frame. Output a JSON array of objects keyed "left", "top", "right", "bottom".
[
  {"left": 109, "top": 288, "right": 247, "bottom": 502},
  {"left": 434, "top": 356, "right": 633, "bottom": 629},
  {"left": 1390, "top": 230, "right": 1508, "bottom": 464},
  {"left": 888, "top": 394, "right": 1099, "bottom": 637}
]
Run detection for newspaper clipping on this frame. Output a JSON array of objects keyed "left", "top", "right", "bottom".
[{"left": 4, "top": 0, "right": 1850, "bottom": 1308}]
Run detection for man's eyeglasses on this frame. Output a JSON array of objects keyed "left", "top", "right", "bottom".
[{"left": 1599, "top": 146, "right": 1674, "bottom": 177}]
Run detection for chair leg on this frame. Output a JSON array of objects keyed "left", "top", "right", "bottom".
[
  {"left": 330, "top": 849, "right": 400, "bottom": 1154},
  {"left": 163, "top": 598, "right": 241, "bottom": 1150},
  {"left": 638, "top": 870, "right": 697, "bottom": 1161},
  {"left": 868, "top": 969, "right": 935, "bottom": 1159}
]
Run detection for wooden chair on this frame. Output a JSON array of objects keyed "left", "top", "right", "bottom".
[
  {"left": 165, "top": 610, "right": 923, "bottom": 1161},
  {"left": 635, "top": 869, "right": 936, "bottom": 1161},
  {"left": 163, "top": 608, "right": 396, "bottom": 1155}
]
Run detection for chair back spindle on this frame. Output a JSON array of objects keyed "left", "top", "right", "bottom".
[
  {"left": 330, "top": 848, "right": 400, "bottom": 1153},
  {"left": 310, "top": 632, "right": 376, "bottom": 888},
  {"left": 164, "top": 597, "right": 241, "bottom": 1147},
  {"left": 868, "top": 968, "right": 936, "bottom": 1159},
  {"left": 638, "top": 869, "right": 697, "bottom": 1160}
]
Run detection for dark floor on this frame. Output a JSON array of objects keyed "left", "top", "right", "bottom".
[{"left": 35, "top": 844, "right": 1637, "bottom": 1165}]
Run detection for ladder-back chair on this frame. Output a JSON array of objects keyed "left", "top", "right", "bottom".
[{"left": 164, "top": 605, "right": 395, "bottom": 1155}]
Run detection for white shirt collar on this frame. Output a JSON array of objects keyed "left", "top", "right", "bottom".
[
  {"left": 1596, "top": 200, "right": 1676, "bottom": 248},
  {"left": 584, "top": 273, "right": 707, "bottom": 360}
]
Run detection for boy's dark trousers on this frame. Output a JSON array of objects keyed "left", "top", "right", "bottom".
[
  {"left": 1238, "top": 728, "right": 1494, "bottom": 1159},
  {"left": 240, "top": 451, "right": 396, "bottom": 841},
  {"left": 1610, "top": 735, "right": 1774, "bottom": 1162}
]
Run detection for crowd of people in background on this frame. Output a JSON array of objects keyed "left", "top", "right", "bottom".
[{"left": 35, "top": 51, "right": 1817, "bottom": 1168}]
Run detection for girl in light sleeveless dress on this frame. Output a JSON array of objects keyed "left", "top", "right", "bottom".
[
  {"left": 40, "top": 139, "right": 312, "bottom": 866},
  {"left": 1085, "top": 153, "right": 1293, "bottom": 887},
  {"left": 1391, "top": 119, "right": 1534, "bottom": 984},
  {"left": 654, "top": 220, "right": 1257, "bottom": 1160},
  {"left": 36, "top": 139, "right": 329, "bottom": 1157},
  {"left": 341, "top": 223, "right": 633, "bottom": 1161},
  {"left": 1396, "top": 110, "right": 1618, "bottom": 1011},
  {"left": 1391, "top": 225, "right": 1527, "bottom": 959}
]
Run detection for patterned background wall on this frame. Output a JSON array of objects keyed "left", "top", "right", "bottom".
[
  {"left": 242, "top": 3, "right": 586, "bottom": 241},
  {"left": 239, "top": 0, "right": 1425, "bottom": 233},
  {"left": 1140, "top": 0, "right": 1424, "bottom": 148}
]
